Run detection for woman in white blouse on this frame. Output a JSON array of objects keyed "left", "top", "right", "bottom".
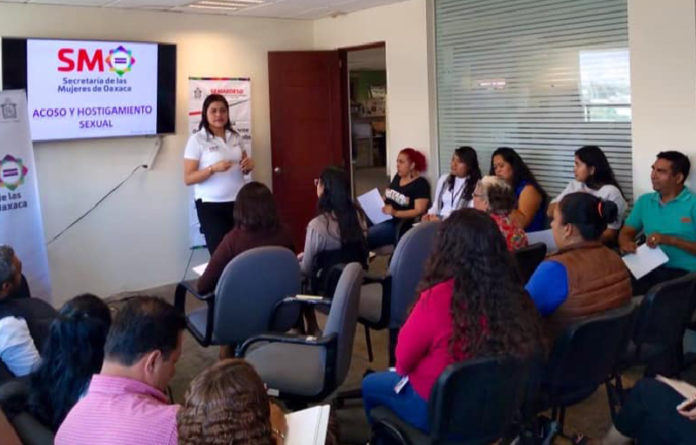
[
  {"left": 183, "top": 94, "right": 254, "bottom": 255},
  {"left": 423, "top": 146, "right": 482, "bottom": 221},
  {"left": 547, "top": 145, "right": 627, "bottom": 244}
]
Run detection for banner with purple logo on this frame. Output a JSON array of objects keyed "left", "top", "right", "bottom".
[
  {"left": 0, "top": 90, "right": 52, "bottom": 301},
  {"left": 187, "top": 77, "right": 252, "bottom": 248}
]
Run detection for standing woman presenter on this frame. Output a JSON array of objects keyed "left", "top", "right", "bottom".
[{"left": 184, "top": 94, "right": 254, "bottom": 255}]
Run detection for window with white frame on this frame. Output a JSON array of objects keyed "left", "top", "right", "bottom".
[{"left": 435, "top": 0, "right": 632, "bottom": 202}]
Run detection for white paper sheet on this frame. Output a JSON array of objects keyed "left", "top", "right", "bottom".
[
  {"left": 284, "top": 404, "right": 330, "bottom": 445},
  {"left": 192, "top": 262, "right": 208, "bottom": 276},
  {"left": 526, "top": 229, "right": 558, "bottom": 253},
  {"left": 357, "top": 188, "right": 392, "bottom": 225},
  {"left": 622, "top": 244, "right": 669, "bottom": 279}
]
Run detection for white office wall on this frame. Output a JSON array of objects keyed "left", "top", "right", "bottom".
[
  {"left": 0, "top": 3, "right": 313, "bottom": 306},
  {"left": 313, "top": 0, "right": 437, "bottom": 181},
  {"left": 628, "top": 0, "right": 696, "bottom": 196}
]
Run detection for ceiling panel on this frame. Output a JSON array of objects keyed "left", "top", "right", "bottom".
[{"left": 0, "top": 0, "right": 408, "bottom": 19}]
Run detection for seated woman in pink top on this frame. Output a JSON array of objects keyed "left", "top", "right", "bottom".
[{"left": 361, "top": 209, "right": 542, "bottom": 432}]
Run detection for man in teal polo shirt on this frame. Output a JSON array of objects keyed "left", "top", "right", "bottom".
[{"left": 619, "top": 151, "right": 696, "bottom": 295}]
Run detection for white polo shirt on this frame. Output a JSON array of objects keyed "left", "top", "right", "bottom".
[{"left": 184, "top": 128, "right": 249, "bottom": 202}]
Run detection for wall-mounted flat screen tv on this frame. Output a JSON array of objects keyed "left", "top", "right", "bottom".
[{"left": 2, "top": 37, "right": 176, "bottom": 141}]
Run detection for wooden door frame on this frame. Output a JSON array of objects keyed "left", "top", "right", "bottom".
[{"left": 338, "top": 42, "right": 387, "bottom": 196}]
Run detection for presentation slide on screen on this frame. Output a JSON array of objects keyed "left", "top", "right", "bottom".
[{"left": 26, "top": 39, "right": 159, "bottom": 141}]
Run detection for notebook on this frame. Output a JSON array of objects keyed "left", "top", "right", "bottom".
[{"left": 284, "top": 404, "right": 330, "bottom": 445}]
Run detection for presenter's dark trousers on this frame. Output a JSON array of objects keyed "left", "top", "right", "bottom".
[
  {"left": 615, "top": 378, "right": 696, "bottom": 444},
  {"left": 195, "top": 199, "right": 235, "bottom": 255}
]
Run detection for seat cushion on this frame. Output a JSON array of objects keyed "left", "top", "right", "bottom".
[
  {"left": 359, "top": 283, "right": 383, "bottom": 324},
  {"left": 186, "top": 307, "right": 219, "bottom": 345},
  {"left": 244, "top": 342, "right": 326, "bottom": 397},
  {"left": 370, "top": 406, "right": 429, "bottom": 445}
]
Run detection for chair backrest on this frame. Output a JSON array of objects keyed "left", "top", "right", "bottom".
[
  {"left": 513, "top": 242, "right": 547, "bottom": 284},
  {"left": 310, "top": 242, "right": 368, "bottom": 296},
  {"left": 388, "top": 221, "right": 439, "bottom": 329},
  {"left": 429, "top": 356, "right": 534, "bottom": 444},
  {"left": 213, "top": 246, "right": 301, "bottom": 344},
  {"left": 545, "top": 303, "right": 635, "bottom": 404},
  {"left": 633, "top": 272, "right": 696, "bottom": 347},
  {"left": 324, "top": 262, "right": 364, "bottom": 386}
]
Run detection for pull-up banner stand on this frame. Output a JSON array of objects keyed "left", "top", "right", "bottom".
[{"left": 0, "top": 89, "right": 52, "bottom": 301}]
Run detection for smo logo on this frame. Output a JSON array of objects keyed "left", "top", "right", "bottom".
[
  {"left": 0, "top": 154, "right": 28, "bottom": 191},
  {"left": 58, "top": 45, "right": 136, "bottom": 77}
]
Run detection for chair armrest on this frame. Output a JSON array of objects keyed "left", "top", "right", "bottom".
[
  {"left": 174, "top": 281, "right": 214, "bottom": 314},
  {"left": 236, "top": 332, "right": 337, "bottom": 357},
  {"left": 278, "top": 296, "right": 333, "bottom": 308}
]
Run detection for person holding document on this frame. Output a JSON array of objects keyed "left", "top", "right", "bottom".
[
  {"left": 184, "top": 94, "right": 255, "bottom": 255},
  {"left": 547, "top": 145, "right": 627, "bottom": 244},
  {"left": 526, "top": 193, "right": 631, "bottom": 346},
  {"left": 619, "top": 151, "right": 696, "bottom": 295},
  {"left": 366, "top": 148, "right": 431, "bottom": 249},
  {"left": 422, "top": 146, "right": 481, "bottom": 221},
  {"left": 362, "top": 210, "right": 541, "bottom": 432}
]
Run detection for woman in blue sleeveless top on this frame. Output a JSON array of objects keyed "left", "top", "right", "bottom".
[{"left": 490, "top": 147, "right": 548, "bottom": 232}]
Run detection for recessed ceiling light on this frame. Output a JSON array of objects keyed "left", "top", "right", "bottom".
[{"left": 187, "top": 0, "right": 265, "bottom": 11}]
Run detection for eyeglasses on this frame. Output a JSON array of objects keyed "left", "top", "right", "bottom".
[{"left": 314, "top": 178, "right": 320, "bottom": 187}]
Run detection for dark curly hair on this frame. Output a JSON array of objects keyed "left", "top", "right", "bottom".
[
  {"left": 26, "top": 294, "right": 111, "bottom": 430},
  {"left": 178, "top": 359, "right": 274, "bottom": 444},
  {"left": 418, "top": 209, "right": 541, "bottom": 360}
]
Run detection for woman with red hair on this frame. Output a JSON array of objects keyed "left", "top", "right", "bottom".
[{"left": 367, "top": 148, "right": 431, "bottom": 249}]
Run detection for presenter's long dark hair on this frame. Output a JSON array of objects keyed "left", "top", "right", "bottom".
[
  {"left": 198, "top": 94, "right": 235, "bottom": 137},
  {"left": 575, "top": 145, "right": 625, "bottom": 198},
  {"left": 446, "top": 146, "right": 481, "bottom": 202},
  {"left": 317, "top": 167, "right": 368, "bottom": 255},
  {"left": 26, "top": 294, "right": 111, "bottom": 430}
]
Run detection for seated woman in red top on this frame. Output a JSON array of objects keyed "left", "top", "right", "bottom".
[
  {"left": 361, "top": 209, "right": 542, "bottom": 432},
  {"left": 473, "top": 175, "right": 529, "bottom": 251},
  {"left": 197, "top": 182, "right": 294, "bottom": 295}
]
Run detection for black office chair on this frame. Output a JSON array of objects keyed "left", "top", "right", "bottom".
[
  {"left": 609, "top": 272, "right": 696, "bottom": 405},
  {"left": 307, "top": 241, "right": 368, "bottom": 297},
  {"left": 530, "top": 304, "right": 636, "bottom": 443},
  {"left": 0, "top": 380, "right": 54, "bottom": 445},
  {"left": 513, "top": 242, "right": 547, "bottom": 284},
  {"left": 370, "top": 356, "right": 537, "bottom": 445}
]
